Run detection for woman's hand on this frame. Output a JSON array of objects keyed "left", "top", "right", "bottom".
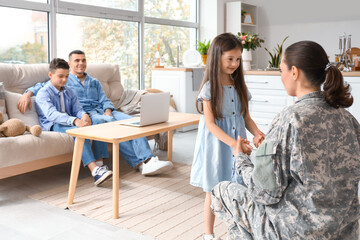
[
  {"left": 253, "top": 131, "right": 265, "bottom": 148},
  {"left": 233, "top": 136, "right": 253, "bottom": 156}
]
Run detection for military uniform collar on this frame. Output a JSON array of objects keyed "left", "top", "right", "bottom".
[{"left": 295, "top": 91, "right": 323, "bottom": 104}]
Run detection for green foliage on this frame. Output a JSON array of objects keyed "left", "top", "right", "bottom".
[
  {"left": 241, "top": 10, "right": 247, "bottom": 16},
  {"left": 196, "top": 40, "right": 210, "bottom": 55},
  {"left": 237, "top": 32, "right": 264, "bottom": 51},
  {"left": 80, "top": 0, "right": 193, "bottom": 89},
  {"left": 264, "top": 36, "right": 289, "bottom": 68},
  {"left": 0, "top": 42, "right": 47, "bottom": 64}
]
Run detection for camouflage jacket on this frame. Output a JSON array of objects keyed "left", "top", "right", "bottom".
[{"left": 236, "top": 91, "right": 360, "bottom": 239}]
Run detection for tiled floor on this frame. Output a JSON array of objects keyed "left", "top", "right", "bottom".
[{"left": 0, "top": 129, "right": 198, "bottom": 240}]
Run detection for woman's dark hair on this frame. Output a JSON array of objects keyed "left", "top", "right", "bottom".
[
  {"left": 283, "top": 41, "right": 353, "bottom": 108},
  {"left": 49, "top": 58, "right": 69, "bottom": 73},
  {"left": 196, "top": 32, "right": 249, "bottom": 118}
]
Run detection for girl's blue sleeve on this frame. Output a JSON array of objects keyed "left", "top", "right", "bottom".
[
  {"left": 247, "top": 89, "right": 252, "bottom": 101},
  {"left": 198, "top": 81, "right": 211, "bottom": 102},
  {"left": 25, "top": 81, "right": 49, "bottom": 96}
]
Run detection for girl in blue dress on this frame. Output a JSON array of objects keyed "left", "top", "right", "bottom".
[{"left": 190, "top": 33, "right": 265, "bottom": 240}]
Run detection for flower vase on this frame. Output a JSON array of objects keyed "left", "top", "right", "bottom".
[
  {"left": 201, "top": 54, "right": 207, "bottom": 65},
  {"left": 242, "top": 49, "right": 252, "bottom": 71}
]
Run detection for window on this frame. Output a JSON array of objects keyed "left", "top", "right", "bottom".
[
  {"left": 145, "top": 0, "right": 196, "bottom": 22},
  {"left": 0, "top": 6, "right": 48, "bottom": 64},
  {"left": 0, "top": 0, "right": 199, "bottom": 89},
  {"left": 61, "top": 0, "right": 138, "bottom": 11},
  {"left": 57, "top": 14, "right": 139, "bottom": 89},
  {"left": 144, "top": 24, "right": 196, "bottom": 88}
]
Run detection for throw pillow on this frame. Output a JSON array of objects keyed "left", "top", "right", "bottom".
[
  {"left": 5, "top": 91, "right": 40, "bottom": 126},
  {"left": 0, "top": 82, "right": 8, "bottom": 121}
]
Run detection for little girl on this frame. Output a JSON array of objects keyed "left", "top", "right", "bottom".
[{"left": 190, "top": 33, "right": 265, "bottom": 240}]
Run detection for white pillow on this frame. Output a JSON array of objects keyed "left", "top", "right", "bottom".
[{"left": 5, "top": 91, "right": 40, "bottom": 126}]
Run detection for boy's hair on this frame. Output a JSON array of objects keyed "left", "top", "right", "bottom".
[
  {"left": 69, "top": 50, "right": 85, "bottom": 59},
  {"left": 49, "top": 58, "right": 70, "bottom": 73},
  {"left": 196, "top": 33, "right": 249, "bottom": 119}
]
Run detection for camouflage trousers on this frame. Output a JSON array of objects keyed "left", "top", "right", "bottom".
[{"left": 211, "top": 181, "right": 278, "bottom": 240}]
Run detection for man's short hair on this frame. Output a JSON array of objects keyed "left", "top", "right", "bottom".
[
  {"left": 69, "top": 50, "right": 85, "bottom": 59},
  {"left": 49, "top": 58, "right": 69, "bottom": 73}
]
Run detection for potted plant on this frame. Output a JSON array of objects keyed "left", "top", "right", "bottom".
[
  {"left": 196, "top": 39, "right": 211, "bottom": 65},
  {"left": 265, "top": 36, "right": 289, "bottom": 70},
  {"left": 237, "top": 32, "right": 265, "bottom": 70}
]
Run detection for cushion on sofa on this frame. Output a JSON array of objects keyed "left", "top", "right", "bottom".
[
  {"left": 5, "top": 91, "right": 40, "bottom": 126},
  {"left": 86, "top": 63, "right": 123, "bottom": 108},
  {"left": 0, "top": 63, "right": 49, "bottom": 94},
  {"left": 0, "top": 131, "right": 74, "bottom": 168}
]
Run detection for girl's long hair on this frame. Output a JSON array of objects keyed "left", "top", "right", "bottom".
[
  {"left": 283, "top": 41, "right": 353, "bottom": 108},
  {"left": 196, "top": 33, "right": 249, "bottom": 119}
]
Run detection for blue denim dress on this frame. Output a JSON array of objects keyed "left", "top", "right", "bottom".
[{"left": 190, "top": 81, "right": 250, "bottom": 192}]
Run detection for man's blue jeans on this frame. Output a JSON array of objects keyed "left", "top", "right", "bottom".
[
  {"left": 52, "top": 121, "right": 109, "bottom": 167},
  {"left": 87, "top": 110, "right": 154, "bottom": 168}
]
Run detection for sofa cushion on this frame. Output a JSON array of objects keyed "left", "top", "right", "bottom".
[
  {"left": 86, "top": 63, "right": 123, "bottom": 108},
  {"left": 0, "top": 63, "right": 49, "bottom": 94},
  {"left": 5, "top": 91, "right": 40, "bottom": 126},
  {"left": 0, "top": 131, "right": 74, "bottom": 168}
]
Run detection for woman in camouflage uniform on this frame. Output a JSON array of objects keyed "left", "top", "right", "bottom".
[{"left": 211, "top": 41, "right": 360, "bottom": 240}]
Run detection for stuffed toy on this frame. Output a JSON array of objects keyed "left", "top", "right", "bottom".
[{"left": 0, "top": 112, "right": 42, "bottom": 137}]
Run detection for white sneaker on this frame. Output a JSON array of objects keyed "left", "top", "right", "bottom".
[
  {"left": 202, "top": 234, "right": 222, "bottom": 240},
  {"left": 202, "top": 234, "right": 221, "bottom": 240},
  {"left": 139, "top": 156, "right": 173, "bottom": 175}
]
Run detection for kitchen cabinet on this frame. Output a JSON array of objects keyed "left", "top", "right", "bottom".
[
  {"left": 151, "top": 68, "right": 203, "bottom": 131},
  {"left": 345, "top": 77, "right": 360, "bottom": 122},
  {"left": 245, "top": 73, "right": 360, "bottom": 143},
  {"left": 244, "top": 74, "right": 295, "bottom": 141}
]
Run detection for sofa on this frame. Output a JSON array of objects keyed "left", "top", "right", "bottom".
[{"left": 0, "top": 63, "right": 138, "bottom": 179}]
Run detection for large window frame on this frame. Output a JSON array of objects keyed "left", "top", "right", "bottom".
[{"left": 0, "top": 0, "right": 199, "bottom": 89}]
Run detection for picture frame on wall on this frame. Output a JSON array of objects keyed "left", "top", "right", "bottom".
[{"left": 243, "top": 13, "right": 254, "bottom": 24}]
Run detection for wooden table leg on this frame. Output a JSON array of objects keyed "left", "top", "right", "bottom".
[
  {"left": 67, "top": 137, "right": 85, "bottom": 205},
  {"left": 167, "top": 130, "right": 173, "bottom": 161},
  {"left": 112, "top": 142, "right": 120, "bottom": 219}
]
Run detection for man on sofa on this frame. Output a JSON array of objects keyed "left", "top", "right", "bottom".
[
  {"left": 36, "top": 58, "right": 112, "bottom": 186},
  {"left": 18, "top": 50, "right": 173, "bottom": 176}
]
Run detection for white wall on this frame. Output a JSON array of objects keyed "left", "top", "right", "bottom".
[
  {"left": 200, "top": 0, "right": 360, "bottom": 69},
  {"left": 245, "top": 0, "right": 360, "bottom": 68},
  {"left": 199, "top": 0, "right": 225, "bottom": 42}
]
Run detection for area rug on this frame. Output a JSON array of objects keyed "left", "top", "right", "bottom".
[{"left": 29, "top": 163, "right": 227, "bottom": 240}]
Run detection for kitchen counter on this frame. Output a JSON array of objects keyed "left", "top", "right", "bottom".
[
  {"left": 245, "top": 70, "right": 360, "bottom": 77},
  {"left": 151, "top": 67, "right": 203, "bottom": 72},
  {"left": 152, "top": 68, "right": 360, "bottom": 77}
]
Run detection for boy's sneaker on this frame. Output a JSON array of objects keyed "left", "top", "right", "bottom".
[
  {"left": 139, "top": 156, "right": 173, "bottom": 176},
  {"left": 93, "top": 165, "right": 112, "bottom": 186}
]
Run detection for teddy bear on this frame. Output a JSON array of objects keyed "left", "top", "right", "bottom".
[{"left": 0, "top": 111, "right": 42, "bottom": 137}]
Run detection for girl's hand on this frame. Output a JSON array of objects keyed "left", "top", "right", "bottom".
[
  {"left": 233, "top": 136, "right": 253, "bottom": 156},
  {"left": 253, "top": 131, "right": 265, "bottom": 148}
]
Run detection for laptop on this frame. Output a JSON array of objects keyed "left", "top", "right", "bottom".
[{"left": 119, "top": 92, "right": 170, "bottom": 127}]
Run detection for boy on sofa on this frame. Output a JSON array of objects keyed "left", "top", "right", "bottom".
[
  {"left": 18, "top": 50, "right": 173, "bottom": 176},
  {"left": 35, "top": 58, "right": 112, "bottom": 186}
]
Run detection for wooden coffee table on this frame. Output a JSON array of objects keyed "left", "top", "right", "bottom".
[{"left": 66, "top": 112, "right": 200, "bottom": 218}]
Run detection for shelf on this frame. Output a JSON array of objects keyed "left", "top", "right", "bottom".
[{"left": 241, "top": 23, "right": 256, "bottom": 27}]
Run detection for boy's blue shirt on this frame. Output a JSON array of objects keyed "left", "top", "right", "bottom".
[
  {"left": 27, "top": 72, "right": 114, "bottom": 114},
  {"left": 35, "top": 81, "right": 86, "bottom": 131}
]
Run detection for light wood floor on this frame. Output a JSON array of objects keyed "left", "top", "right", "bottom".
[{"left": 29, "top": 162, "right": 228, "bottom": 240}]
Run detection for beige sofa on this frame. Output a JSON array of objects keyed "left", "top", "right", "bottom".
[{"left": 0, "top": 63, "right": 127, "bottom": 179}]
